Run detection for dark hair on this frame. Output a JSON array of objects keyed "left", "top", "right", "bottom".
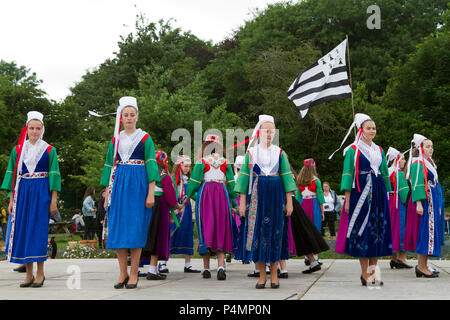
[
  {"left": 97, "top": 188, "right": 106, "bottom": 202},
  {"left": 74, "top": 208, "right": 82, "bottom": 215},
  {"left": 83, "top": 186, "right": 95, "bottom": 200}
]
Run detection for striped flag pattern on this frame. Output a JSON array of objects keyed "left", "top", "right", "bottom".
[{"left": 288, "top": 39, "right": 352, "bottom": 118}]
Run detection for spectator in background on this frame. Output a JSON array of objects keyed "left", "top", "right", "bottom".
[
  {"left": 321, "top": 182, "right": 342, "bottom": 240},
  {"left": 96, "top": 188, "right": 107, "bottom": 248},
  {"left": 72, "top": 209, "right": 85, "bottom": 231},
  {"left": 82, "top": 186, "right": 97, "bottom": 240}
]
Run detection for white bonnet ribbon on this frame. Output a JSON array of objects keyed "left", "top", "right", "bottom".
[{"left": 328, "top": 120, "right": 356, "bottom": 160}]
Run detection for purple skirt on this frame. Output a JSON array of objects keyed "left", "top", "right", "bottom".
[
  {"left": 287, "top": 216, "right": 297, "bottom": 257},
  {"left": 198, "top": 182, "right": 233, "bottom": 254},
  {"left": 335, "top": 199, "right": 349, "bottom": 255},
  {"left": 403, "top": 197, "right": 420, "bottom": 252}
]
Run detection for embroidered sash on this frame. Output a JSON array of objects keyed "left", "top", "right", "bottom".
[{"left": 347, "top": 171, "right": 373, "bottom": 238}]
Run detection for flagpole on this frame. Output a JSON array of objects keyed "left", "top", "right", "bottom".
[{"left": 346, "top": 34, "right": 356, "bottom": 134}]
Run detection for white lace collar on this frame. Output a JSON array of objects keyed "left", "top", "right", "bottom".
[
  {"left": 22, "top": 139, "right": 49, "bottom": 174},
  {"left": 250, "top": 143, "right": 281, "bottom": 175},
  {"left": 424, "top": 158, "right": 438, "bottom": 182},
  {"left": 118, "top": 128, "right": 146, "bottom": 162},
  {"left": 357, "top": 140, "right": 382, "bottom": 175}
]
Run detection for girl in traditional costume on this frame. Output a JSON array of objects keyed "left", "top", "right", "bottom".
[
  {"left": 186, "top": 135, "right": 238, "bottom": 281},
  {"left": 385, "top": 147, "right": 412, "bottom": 269},
  {"left": 235, "top": 115, "right": 296, "bottom": 289},
  {"left": 2, "top": 111, "right": 61, "bottom": 288},
  {"left": 100, "top": 96, "right": 160, "bottom": 289},
  {"left": 168, "top": 155, "right": 201, "bottom": 273},
  {"left": 290, "top": 169, "right": 329, "bottom": 275},
  {"left": 296, "top": 158, "right": 325, "bottom": 266},
  {"left": 405, "top": 134, "right": 443, "bottom": 278},
  {"left": 141, "top": 150, "right": 180, "bottom": 280},
  {"left": 329, "top": 113, "right": 392, "bottom": 286}
]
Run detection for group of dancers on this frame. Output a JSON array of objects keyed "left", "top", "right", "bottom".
[{"left": 1, "top": 96, "right": 445, "bottom": 290}]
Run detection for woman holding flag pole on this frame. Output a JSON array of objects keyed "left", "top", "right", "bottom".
[
  {"left": 100, "top": 96, "right": 160, "bottom": 289},
  {"left": 1, "top": 111, "right": 61, "bottom": 288}
]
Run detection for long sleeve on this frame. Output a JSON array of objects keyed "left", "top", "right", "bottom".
[
  {"left": 1, "top": 147, "right": 17, "bottom": 192},
  {"left": 315, "top": 178, "right": 325, "bottom": 205},
  {"left": 397, "top": 171, "right": 410, "bottom": 204},
  {"left": 411, "top": 161, "right": 426, "bottom": 203},
  {"left": 48, "top": 147, "right": 61, "bottom": 192},
  {"left": 380, "top": 149, "right": 392, "bottom": 192},
  {"left": 100, "top": 141, "right": 114, "bottom": 187},
  {"left": 341, "top": 147, "right": 355, "bottom": 192},
  {"left": 333, "top": 190, "right": 342, "bottom": 212},
  {"left": 294, "top": 185, "right": 302, "bottom": 203},
  {"left": 234, "top": 152, "right": 251, "bottom": 195},
  {"left": 144, "top": 135, "right": 160, "bottom": 183},
  {"left": 280, "top": 151, "right": 297, "bottom": 193},
  {"left": 161, "top": 175, "right": 178, "bottom": 208},
  {"left": 187, "top": 160, "right": 205, "bottom": 198},
  {"left": 225, "top": 163, "right": 238, "bottom": 200}
]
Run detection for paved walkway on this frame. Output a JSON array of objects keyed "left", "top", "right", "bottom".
[{"left": 0, "top": 258, "right": 449, "bottom": 300}]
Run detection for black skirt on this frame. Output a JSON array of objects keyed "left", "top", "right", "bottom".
[
  {"left": 141, "top": 196, "right": 161, "bottom": 257},
  {"left": 290, "top": 196, "right": 330, "bottom": 256}
]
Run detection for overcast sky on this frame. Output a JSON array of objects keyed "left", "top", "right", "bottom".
[{"left": 0, "top": 0, "right": 283, "bottom": 101}]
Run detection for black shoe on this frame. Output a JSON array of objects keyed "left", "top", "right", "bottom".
[
  {"left": 125, "top": 278, "right": 139, "bottom": 289},
  {"left": 31, "top": 276, "right": 45, "bottom": 288},
  {"left": 202, "top": 270, "right": 211, "bottom": 279},
  {"left": 114, "top": 276, "right": 129, "bottom": 289},
  {"left": 146, "top": 272, "right": 167, "bottom": 280},
  {"left": 184, "top": 266, "right": 201, "bottom": 273},
  {"left": 279, "top": 272, "right": 289, "bottom": 279},
  {"left": 360, "top": 276, "right": 367, "bottom": 286},
  {"left": 415, "top": 266, "right": 439, "bottom": 278},
  {"left": 19, "top": 276, "right": 35, "bottom": 288},
  {"left": 302, "top": 264, "right": 321, "bottom": 274},
  {"left": 247, "top": 270, "right": 260, "bottom": 277},
  {"left": 138, "top": 271, "right": 148, "bottom": 277},
  {"left": 159, "top": 264, "right": 169, "bottom": 273},
  {"left": 14, "top": 265, "right": 27, "bottom": 273},
  {"left": 396, "top": 260, "right": 413, "bottom": 269},
  {"left": 304, "top": 258, "right": 310, "bottom": 266},
  {"left": 217, "top": 268, "right": 226, "bottom": 281},
  {"left": 226, "top": 254, "right": 232, "bottom": 263},
  {"left": 390, "top": 260, "right": 401, "bottom": 269},
  {"left": 317, "top": 260, "right": 323, "bottom": 266},
  {"left": 270, "top": 282, "right": 280, "bottom": 289},
  {"left": 255, "top": 281, "right": 266, "bottom": 289}
]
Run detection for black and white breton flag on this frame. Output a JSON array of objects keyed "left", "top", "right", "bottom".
[{"left": 287, "top": 39, "right": 352, "bottom": 118}]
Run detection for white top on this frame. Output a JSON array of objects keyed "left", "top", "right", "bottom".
[
  {"left": 204, "top": 167, "right": 226, "bottom": 181},
  {"left": 323, "top": 193, "right": 335, "bottom": 212},
  {"left": 118, "top": 129, "right": 146, "bottom": 162}
]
